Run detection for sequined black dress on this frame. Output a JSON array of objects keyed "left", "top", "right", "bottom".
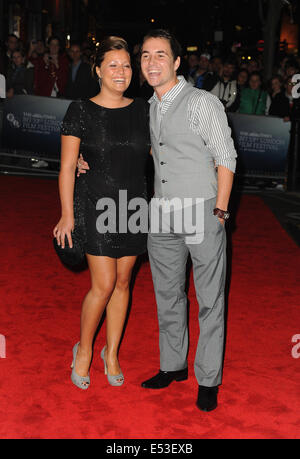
[{"left": 61, "top": 98, "right": 150, "bottom": 258}]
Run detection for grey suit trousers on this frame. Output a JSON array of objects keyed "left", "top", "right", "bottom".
[{"left": 147, "top": 197, "right": 226, "bottom": 387}]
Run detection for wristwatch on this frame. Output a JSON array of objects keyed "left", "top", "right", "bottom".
[{"left": 213, "top": 208, "right": 230, "bottom": 220}]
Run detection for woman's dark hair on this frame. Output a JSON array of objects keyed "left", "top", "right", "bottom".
[
  {"left": 142, "top": 29, "right": 182, "bottom": 61},
  {"left": 92, "top": 36, "right": 130, "bottom": 79}
]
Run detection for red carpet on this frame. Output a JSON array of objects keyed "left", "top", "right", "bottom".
[{"left": 0, "top": 176, "right": 299, "bottom": 439}]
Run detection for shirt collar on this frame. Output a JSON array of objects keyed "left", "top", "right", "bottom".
[{"left": 148, "top": 75, "right": 187, "bottom": 104}]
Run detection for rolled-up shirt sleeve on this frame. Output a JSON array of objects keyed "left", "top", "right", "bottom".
[{"left": 189, "top": 91, "right": 237, "bottom": 173}]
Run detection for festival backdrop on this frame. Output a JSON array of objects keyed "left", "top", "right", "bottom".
[{"left": 0, "top": 96, "right": 292, "bottom": 177}]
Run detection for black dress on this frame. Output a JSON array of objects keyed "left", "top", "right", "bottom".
[{"left": 61, "top": 98, "right": 150, "bottom": 258}]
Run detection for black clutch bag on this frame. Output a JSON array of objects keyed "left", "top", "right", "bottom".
[
  {"left": 53, "top": 178, "right": 88, "bottom": 270},
  {"left": 53, "top": 230, "right": 86, "bottom": 269}
]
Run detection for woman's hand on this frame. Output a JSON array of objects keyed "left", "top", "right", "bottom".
[
  {"left": 77, "top": 154, "right": 90, "bottom": 177},
  {"left": 53, "top": 216, "right": 74, "bottom": 249}
]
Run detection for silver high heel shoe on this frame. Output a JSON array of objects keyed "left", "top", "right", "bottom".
[
  {"left": 70, "top": 342, "right": 90, "bottom": 390},
  {"left": 100, "top": 346, "right": 124, "bottom": 386}
]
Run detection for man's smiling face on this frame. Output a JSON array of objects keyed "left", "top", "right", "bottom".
[{"left": 140, "top": 37, "right": 180, "bottom": 97}]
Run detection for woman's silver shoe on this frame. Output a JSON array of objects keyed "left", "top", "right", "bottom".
[
  {"left": 70, "top": 342, "right": 90, "bottom": 390},
  {"left": 100, "top": 346, "right": 124, "bottom": 386}
]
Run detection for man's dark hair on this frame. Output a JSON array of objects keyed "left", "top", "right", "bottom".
[
  {"left": 47, "top": 35, "right": 62, "bottom": 48},
  {"left": 6, "top": 33, "right": 19, "bottom": 41},
  {"left": 142, "top": 29, "right": 182, "bottom": 61}
]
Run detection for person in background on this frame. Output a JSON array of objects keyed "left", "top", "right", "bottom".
[
  {"left": 247, "top": 58, "right": 260, "bottom": 74},
  {"left": 124, "top": 43, "right": 153, "bottom": 99},
  {"left": 237, "top": 68, "right": 249, "bottom": 91},
  {"left": 178, "top": 54, "right": 194, "bottom": 84},
  {"left": 65, "top": 42, "right": 99, "bottom": 100},
  {"left": 208, "top": 56, "right": 223, "bottom": 75},
  {"left": 81, "top": 43, "right": 94, "bottom": 65},
  {"left": 6, "top": 49, "right": 34, "bottom": 98},
  {"left": 284, "top": 59, "right": 299, "bottom": 79},
  {"left": 192, "top": 53, "right": 211, "bottom": 89},
  {"left": 283, "top": 76, "right": 294, "bottom": 122},
  {"left": 1, "top": 34, "right": 20, "bottom": 77},
  {"left": 187, "top": 52, "right": 199, "bottom": 79},
  {"left": 28, "top": 39, "right": 46, "bottom": 60},
  {"left": 206, "top": 58, "right": 240, "bottom": 112},
  {"left": 36, "top": 39, "right": 46, "bottom": 57},
  {"left": 277, "top": 56, "right": 289, "bottom": 79},
  {"left": 238, "top": 71, "right": 270, "bottom": 115},
  {"left": 29, "top": 36, "right": 69, "bottom": 97},
  {"left": 268, "top": 75, "right": 290, "bottom": 118}
]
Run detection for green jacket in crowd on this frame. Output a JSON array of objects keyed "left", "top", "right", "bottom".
[{"left": 238, "top": 87, "right": 268, "bottom": 115}]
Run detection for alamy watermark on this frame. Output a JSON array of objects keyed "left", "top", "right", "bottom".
[
  {"left": 291, "top": 74, "right": 300, "bottom": 98},
  {"left": 291, "top": 334, "right": 300, "bottom": 359},
  {"left": 95, "top": 191, "right": 205, "bottom": 242},
  {"left": 0, "top": 334, "right": 6, "bottom": 359}
]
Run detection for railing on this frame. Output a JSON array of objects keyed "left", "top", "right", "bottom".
[
  {"left": 0, "top": 95, "right": 292, "bottom": 182},
  {"left": 0, "top": 95, "right": 71, "bottom": 177}
]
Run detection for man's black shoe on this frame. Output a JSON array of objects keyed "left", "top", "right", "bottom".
[
  {"left": 196, "top": 385, "right": 219, "bottom": 412},
  {"left": 141, "top": 368, "right": 188, "bottom": 389}
]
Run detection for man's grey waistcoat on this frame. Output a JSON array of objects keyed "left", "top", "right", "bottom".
[{"left": 150, "top": 84, "right": 218, "bottom": 201}]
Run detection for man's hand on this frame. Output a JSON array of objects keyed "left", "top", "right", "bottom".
[{"left": 77, "top": 154, "right": 90, "bottom": 177}]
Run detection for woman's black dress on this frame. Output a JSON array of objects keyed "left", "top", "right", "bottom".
[{"left": 61, "top": 98, "right": 150, "bottom": 258}]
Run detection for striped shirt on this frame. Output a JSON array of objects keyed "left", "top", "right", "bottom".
[{"left": 149, "top": 75, "right": 237, "bottom": 173}]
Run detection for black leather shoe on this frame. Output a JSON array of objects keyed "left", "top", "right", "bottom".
[
  {"left": 196, "top": 385, "right": 219, "bottom": 412},
  {"left": 141, "top": 368, "right": 188, "bottom": 389}
]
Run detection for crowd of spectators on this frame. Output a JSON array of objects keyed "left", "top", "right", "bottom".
[
  {"left": 0, "top": 32, "right": 299, "bottom": 123},
  {"left": 0, "top": 33, "right": 99, "bottom": 100},
  {"left": 182, "top": 48, "right": 299, "bottom": 121}
]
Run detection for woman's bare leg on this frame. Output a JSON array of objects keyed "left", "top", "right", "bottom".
[
  {"left": 104, "top": 256, "right": 137, "bottom": 377},
  {"left": 74, "top": 255, "right": 117, "bottom": 379}
]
